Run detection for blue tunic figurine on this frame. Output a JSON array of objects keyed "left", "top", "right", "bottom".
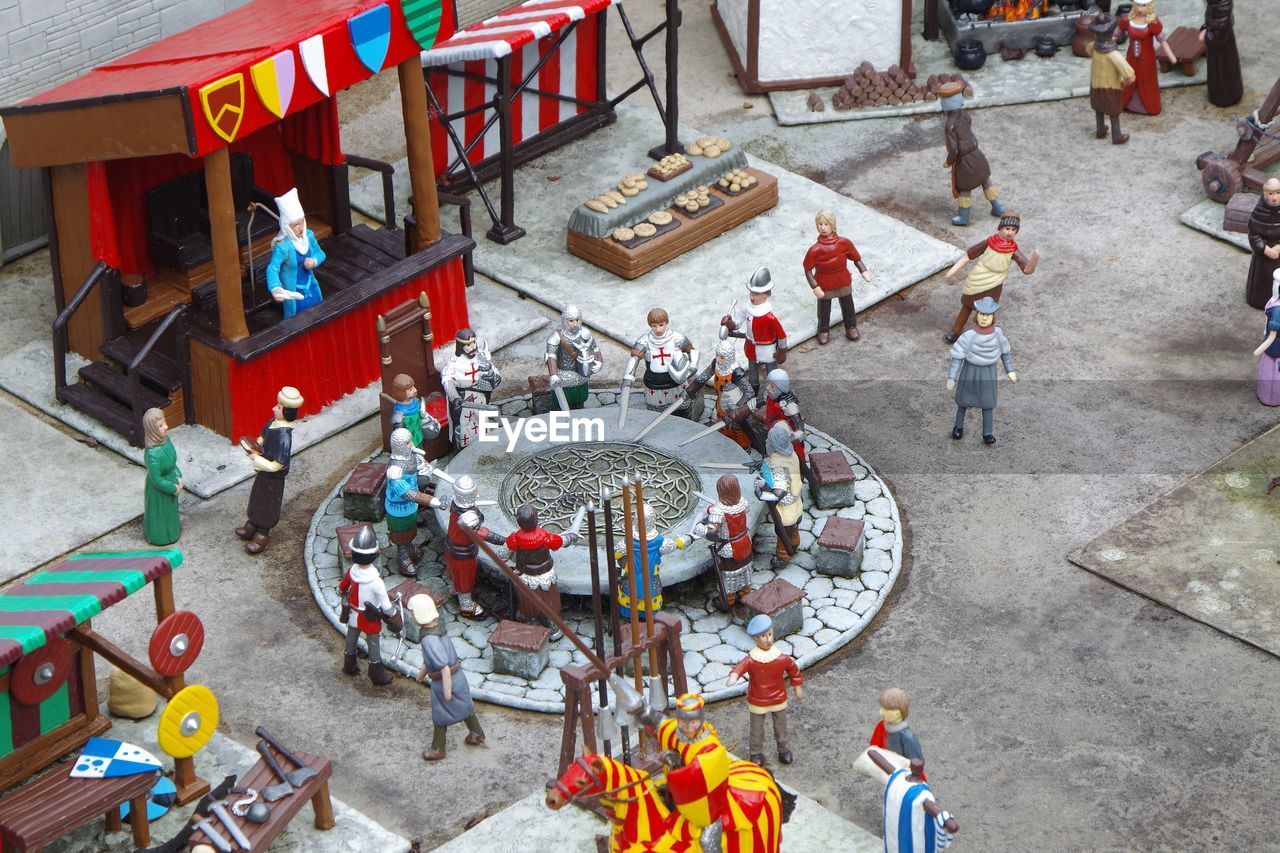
[
  {"left": 617, "top": 502, "right": 685, "bottom": 620},
  {"left": 267, "top": 187, "right": 324, "bottom": 319}
]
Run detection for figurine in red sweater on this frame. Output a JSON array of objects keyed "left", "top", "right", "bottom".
[
  {"left": 803, "top": 209, "right": 872, "bottom": 345},
  {"left": 726, "top": 614, "right": 805, "bottom": 766},
  {"left": 504, "top": 503, "right": 580, "bottom": 640}
]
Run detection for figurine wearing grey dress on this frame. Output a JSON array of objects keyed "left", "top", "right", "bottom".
[
  {"left": 410, "top": 594, "right": 485, "bottom": 761},
  {"left": 948, "top": 296, "right": 1016, "bottom": 446}
]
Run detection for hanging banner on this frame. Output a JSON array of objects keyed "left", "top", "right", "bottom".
[
  {"left": 250, "top": 50, "right": 297, "bottom": 119},
  {"left": 348, "top": 4, "right": 392, "bottom": 74},
  {"left": 198, "top": 74, "right": 245, "bottom": 143},
  {"left": 299, "top": 33, "right": 330, "bottom": 97}
]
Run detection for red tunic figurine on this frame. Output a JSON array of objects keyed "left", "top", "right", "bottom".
[
  {"left": 722, "top": 267, "right": 788, "bottom": 397},
  {"left": 803, "top": 209, "right": 871, "bottom": 345},
  {"left": 504, "top": 503, "right": 580, "bottom": 640},
  {"left": 443, "top": 476, "right": 505, "bottom": 620},
  {"left": 727, "top": 614, "right": 805, "bottom": 766},
  {"left": 1118, "top": 2, "right": 1176, "bottom": 116}
]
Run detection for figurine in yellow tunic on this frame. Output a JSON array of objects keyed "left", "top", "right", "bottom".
[{"left": 942, "top": 212, "right": 1040, "bottom": 343}]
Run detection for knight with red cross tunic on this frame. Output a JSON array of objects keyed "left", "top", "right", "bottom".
[
  {"left": 443, "top": 475, "right": 505, "bottom": 620},
  {"left": 443, "top": 328, "right": 501, "bottom": 451},
  {"left": 620, "top": 307, "right": 699, "bottom": 417},
  {"left": 720, "top": 267, "right": 788, "bottom": 398}
]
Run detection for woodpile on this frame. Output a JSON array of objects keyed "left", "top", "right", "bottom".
[{"left": 827, "top": 63, "right": 972, "bottom": 111}]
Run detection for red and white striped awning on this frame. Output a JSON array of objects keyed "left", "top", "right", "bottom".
[{"left": 420, "top": 0, "right": 616, "bottom": 68}]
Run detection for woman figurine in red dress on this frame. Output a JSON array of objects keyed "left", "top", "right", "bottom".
[
  {"left": 802, "top": 209, "right": 872, "bottom": 345},
  {"left": 1118, "top": 1, "right": 1177, "bottom": 116}
]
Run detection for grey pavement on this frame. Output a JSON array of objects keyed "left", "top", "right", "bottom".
[{"left": 0, "top": 0, "right": 1276, "bottom": 850}]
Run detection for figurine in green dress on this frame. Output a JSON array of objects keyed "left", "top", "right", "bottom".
[{"left": 142, "top": 407, "right": 182, "bottom": 545}]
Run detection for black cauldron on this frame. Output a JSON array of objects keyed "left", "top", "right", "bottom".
[
  {"left": 1035, "top": 35, "right": 1058, "bottom": 57},
  {"left": 953, "top": 38, "right": 987, "bottom": 71},
  {"left": 951, "top": 0, "right": 996, "bottom": 16}
]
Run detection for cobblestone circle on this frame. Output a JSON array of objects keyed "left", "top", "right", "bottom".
[{"left": 305, "top": 390, "right": 903, "bottom": 712}]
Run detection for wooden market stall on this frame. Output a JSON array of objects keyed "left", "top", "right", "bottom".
[
  {"left": 0, "top": 549, "right": 209, "bottom": 836},
  {"left": 0, "top": 0, "right": 474, "bottom": 446}
]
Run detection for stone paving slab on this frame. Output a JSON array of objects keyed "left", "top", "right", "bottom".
[
  {"left": 1179, "top": 198, "right": 1250, "bottom": 251},
  {"left": 40, "top": 705, "right": 410, "bottom": 853},
  {"left": 305, "top": 391, "right": 902, "bottom": 713},
  {"left": 0, "top": 282, "right": 546, "bottom": 501},
  {"left": 769, "top": 0, "right": 1207, "bottom": 125},
  {"left": 1070, "top": 423, "right": 1280, "bottom": 658},
  {"left": 352, "top": 102, "right": 961, "bottom": 352},
  {"left": 433, "top": 781, "right": 882, "bottom": 852}
]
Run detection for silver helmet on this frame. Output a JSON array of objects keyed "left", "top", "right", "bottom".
[
  {"left": 389, "top": 428, "right": 415, "bottom": 466},
  {"left": 714, "top": 339, "right": 736, "bottom": 363},
  {"left": 562, "top": 304, "right": 583, "bottom": 323},
  {"left": 766, "top": 423, "right": 794, "bottom": 456},
  {"left": 453, "top": 475, "right": 479, "bottom": 509},
  {"left": 640, "top": 502, "right": 657, "bottom": 533},
  {"left": 350, "top": 524, "right": 379, "bottom": 564},
  {"left": 766, "top": 368, "right": 790, "bottom": 395},
  {"left": 748, "top": 267, "right": 773, "bottom": 293}
]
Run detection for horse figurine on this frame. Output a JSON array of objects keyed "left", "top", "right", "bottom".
[{"left": 547, "top": 747, "right": 787, "bottom": 853}]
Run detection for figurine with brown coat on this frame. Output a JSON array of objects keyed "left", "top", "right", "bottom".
[
  {"left": 1200, "top": 0, "right": 1242, "bottom": 108},
  {"left": 1247, "top": 179, "right": 1280, "bottom": 309},
  {"left": 938, "top": 81, "right": 1005, "bottom": 227},
  {"left": 236, "top": 386, "right": 302, "bottom": 554},
  {"left": 1086, "top": 14, "right": 1136, "bottom": 144}
]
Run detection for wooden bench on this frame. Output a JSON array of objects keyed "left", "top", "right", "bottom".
[
  {"left": 0, "top": 760, "right": 154, "bottom": 851},
  {"left": 188, "top": 746, "right": 334, "bottom": 851},
  {"left": 1159, "top": 26, "right": 1205, "bottom": 76}
]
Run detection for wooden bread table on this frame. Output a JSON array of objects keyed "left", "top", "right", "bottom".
[
  {"left": 567, "top": 168, "right": 779, "bottom": 280},
  {"left": 0, "top": 760, "right": 154, "bottom": 851},
  {"left": 188, "top": 747, "right": 334, "bottom": 851}
]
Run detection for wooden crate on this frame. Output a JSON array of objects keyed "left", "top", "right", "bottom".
[{"left": 566, "top": 168, "right": 779, "bottom": 280}]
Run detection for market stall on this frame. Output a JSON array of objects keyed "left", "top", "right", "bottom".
[{"left": 0, "top": 0, "right": 472, "bottom": 445}]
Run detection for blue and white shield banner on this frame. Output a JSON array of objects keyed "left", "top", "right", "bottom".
[{"left": 71, "top": 737, "right": 163, "bottom": 779}]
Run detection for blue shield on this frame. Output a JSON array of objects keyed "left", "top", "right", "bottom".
[{"left": 348, "top": 4, "right": 391, "bottom": 74}]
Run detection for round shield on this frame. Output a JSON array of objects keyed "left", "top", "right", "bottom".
[
  {"left": 157, "top": 684, "right": 219, "bottom": 758},
  {"left": 12, "top": 638, "right": 74, "bottom": 705},
  {"left": 149, "top": 611, "right": 205, "bottom": 677}
]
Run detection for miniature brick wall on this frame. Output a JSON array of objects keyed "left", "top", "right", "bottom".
[{"left": 0, "top": 0, "right": 251, "bottom": 113}]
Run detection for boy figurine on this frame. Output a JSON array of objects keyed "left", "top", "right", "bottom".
[
  {"left": 621, "top": 307, "right": 699, "bottom": 416},
  {"left": 505, "top": 504, "right": 580, "bottom": 640},
  {"left": 410, "top": 594, "right": 485, "bottom": 761},
  {"left": 691, "top": 474, "right": 753, "bottom": 611},
  {"left": 443, "top": 475, "right": 505, "bottom": 619},
  {"left": 948, "top": 296, "right": 1016, "bottom": 446},
  {"left": 236, "top": 386, "right": 303, "bottom": 554},
  {"left": 1086, "top": 13, "right": 1135, "bottom": 145},
  {"left": 547, "top": 304, "right": 603, "bottom": 410},
  {"left": 726, "top": 614, "right": 804, "bottom": 766},
  {"left": 443, "top": 328, "right": 502, "bottom": 450},
  {"left": 617, "top": 502, "right": 687, "bottom": 621},
  {"left": 943, "top": 212, "right": 1039, "bottom": 343},
  {"left": 937, "top": 81, "right": 1005, "bottom": 227},
  {"left": 684, "top": 339, "right": 756, "bottom": 450},
  {"left": 266, "top": 188, "right": 324, "bottom": 318},
  {"left": 757, "top": 423, "right": 804, "bottom": 569},
  {"left": 388, "top": 373, "right": 443, "bottom": 448},
  {"left": 338, "top": 524, "right": 399, "bottom": 686},
  {"left": 870, "top": 687, "right": 926, "bottom": 778},
  {"left": 721, "top": 268, "right": 788, "bottom": 397},
  {"left": 385, "top": 427, "right": 441, "bottom": 577}
]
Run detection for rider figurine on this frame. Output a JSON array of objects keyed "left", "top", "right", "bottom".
[
  {"left": 621, "top": 307, "right": 699, "bottom": 417},
  {"left": 443, "top": 328, "right": 502, "bottom": 450},
  {"left": 546, "top": 304, "right": 603, "bottom": 410}
]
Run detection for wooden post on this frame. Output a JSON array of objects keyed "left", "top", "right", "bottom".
[
  {"left": 203, "top": 147, "right": 249, "bottom": 342},
  {"left": 398, "top": 57, "right": 441, "bottom": 251}
]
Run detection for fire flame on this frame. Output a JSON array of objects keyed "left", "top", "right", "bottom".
[{"left": 984, "top": 0, "right": 1049, "bottom": 21}]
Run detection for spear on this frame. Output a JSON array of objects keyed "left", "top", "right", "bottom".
[
  {"left": 633, "top": 474, "right": 661, "bottom": 692},
  {"left": 585, "top": 500, "right": 610, "bottom": 757},
  {"left": 618, "top": 475, "right": 645, "bottom": 751},
  {"left": 600, "top": 482, "right": 629, "bottom": 764}
]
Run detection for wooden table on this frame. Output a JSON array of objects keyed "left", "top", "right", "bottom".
[
  {"left": 1160, "top": 26, "right": 1206, "bottom": 76},
  {"left": 188, "top": 747, "right": 334, "bottom": 851},
  {"left": 0, "top": 760, "right": 153, "bottom": 851},
  {"left": 567, "top": 168, "right": 779, "bottom": 280}
]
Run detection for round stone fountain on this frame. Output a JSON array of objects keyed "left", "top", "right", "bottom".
[{"left": 436, "top": 405, "right": 768, "bottom": 594}]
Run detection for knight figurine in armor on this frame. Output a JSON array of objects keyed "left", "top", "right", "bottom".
[
  {"left": 756, "top": 424, "right": 803, "bottom": 569},
  {"left": 683, "top": 339, "right": 756, "bottom": 450},
  {"left": 947, "top": 296, "right": 1016, "bottom": 446},
  {"left": 732, "top": 368, "right": 806, "bottom": 465},
  {"left": 691, "top": 474, "right": 753, "bottom": 612},
  {"left": 337, "top": 524, "right": 401, "bottom": 686},
  {"left": 657, "top": 693, "right": 723, "bottom": 768},
  {"left": 504, "top": 504, "right": 580, "bottom": 640},
  {"left": 443, "top": 475, "right": 505, "bottom": 620},
  {"left": 385, "top": 427, "right": 443, "bottom": 577},
  {"left": 443, "top": 329, "right": 502, "bottom": 451},
  {"left": 720, "top": 268, "right": 788, "bottom": 398},
  {"left": 546, "top": 304, "right": 603, "bottom": 410},
  {"left": 388, "top": 373, "right": 443, "bottom": 448},
  {"left": 236, "top": 386, "right": 303, "bottom": 555},
  {"left": 621, "top": 308, "right": 699, "bottom": 417},
  {"left": 616, "top": 501, "right": 686, "bottom": 621}
]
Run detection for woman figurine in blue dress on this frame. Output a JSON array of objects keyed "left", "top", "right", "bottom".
[
  {"left": 267, "top": 188, "right": 324, "bottom": 319},
  {"left": 1252, "top": 270, "right": 1280, "bottom": 406}
]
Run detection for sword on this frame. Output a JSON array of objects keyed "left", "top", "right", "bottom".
[
  {"left": 617, "top": 385, "right": 637, "bottom": 429},
  {"left": 550, "top": 376, "right": 571, "bottom": 412},
  {"left": 567, "top": 504, "right": 588, "bottom": 540},
  {"left": 719, "top": 299, "right": 738, "bottom": 341},
  {"left": 679, "top": 419, "right": 730, "bottom": 448},
  {"left": 632, "top": 396, "right": 685, "bottom": 442},
  {"left": 392, "top": 593, "right": 407, "bottom": 660},
  {"left": 209, "top": 802, "right": 253, "bottom": 852}
]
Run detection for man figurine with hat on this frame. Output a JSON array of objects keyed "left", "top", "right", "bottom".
[
  {"left": 337, "top": 524, "right": 400, "bottom": 686},
  {"left": 721, "top": 268, "right": 788, "bottom": 399},
  {"left": 938, "top": 81, "right": 1005, "bottom": 227},
  {"left": 236, "top": 386, "right": 303, "bottom": 554},
  {"left": 410, "top": 593, "right": 485, "bottom": 761},
  {"left": 266, "top": 187, "right": 325, "bottom": 318},
  {"left": 727, "top": 614, "right": 804, "bottom": 766},
  {"left": 1086, "top": 13, "right": 1136, "bottom": 145},
  {"left": 943, "top": 212, "right": 1039, "bottom": 344},
  {"left": 948, "top": 296, "right": 1016, "bottom": 446}
]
